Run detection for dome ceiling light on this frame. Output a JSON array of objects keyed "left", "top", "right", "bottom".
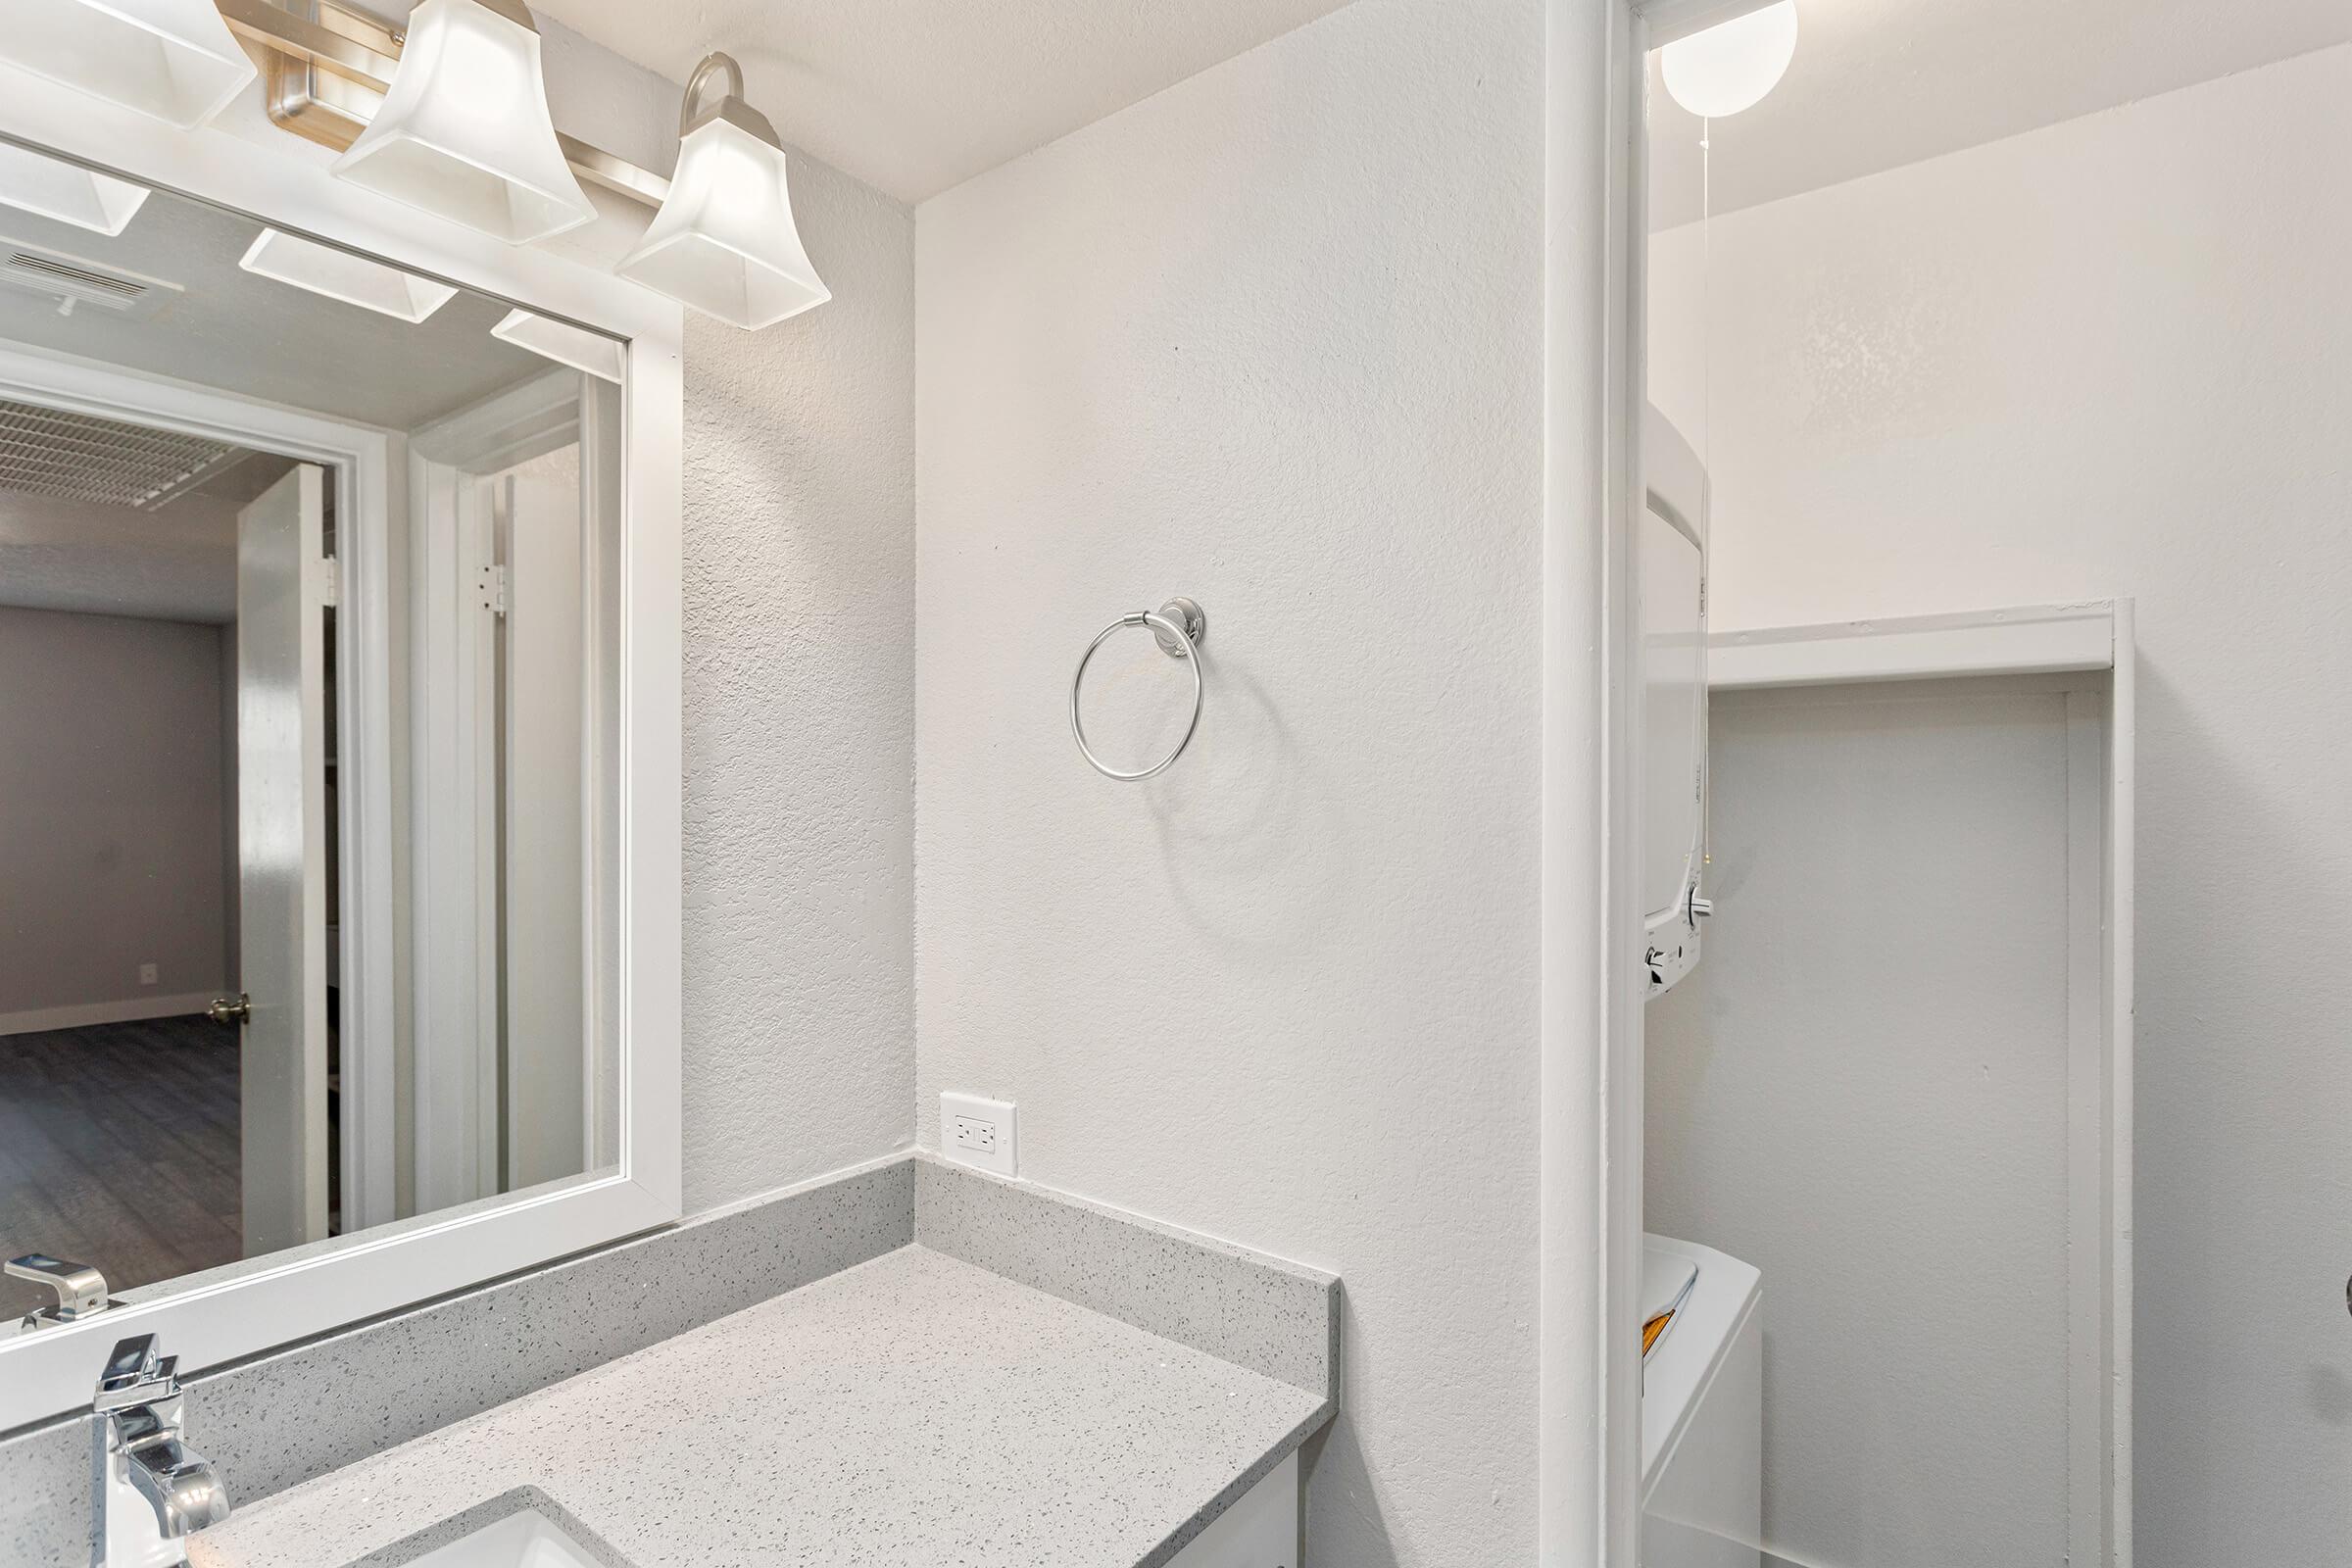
[{"left": 1661, "top": 0, "right": 1799, "bottom": 120}]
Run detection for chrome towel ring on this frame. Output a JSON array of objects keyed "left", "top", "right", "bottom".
[{"left": 1070, "top": 597, "right": 1207, "bottom": 782}]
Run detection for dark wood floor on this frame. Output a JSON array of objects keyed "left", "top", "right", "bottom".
[{"left": 0, "top": 1016, "right": 241, "bottom": 1322}]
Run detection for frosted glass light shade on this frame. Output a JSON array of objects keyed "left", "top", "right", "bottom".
[
  {"left": 492, "top": 308, "right": 623, "bottom": 384},
  {"left": 1662, "top": 0, "right": 1798, "bottom": 119},
  {"left": 241, "top": 228, "right": 459, "bottom": 323},
  {"left": 617, "top": 115, "right": 830, "bottom": 329},
  {"left": 0, "top": 142, "right": 149, "bottom": 235},
  {"left": 0, "top": 0, "right": 257, "bottom": 128},
  {"left": 329, "top": 0, "right": 592, "bottom": 245}
]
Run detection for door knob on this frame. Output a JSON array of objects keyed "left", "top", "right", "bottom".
[{"left": 205, "top": 994, "right": 250, "bottom": 1026}]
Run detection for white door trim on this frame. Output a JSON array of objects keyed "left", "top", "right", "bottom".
[
  {"left": 1711, "top": 602, "right": 2119, "bottom": 689},
  {"left": 2105, "top": 602, "right": 2136, "bottom": 1568},
  {"left": 1569, "top": 0, "right": 2143, "bottom": 1550},
  {"left": 0, "top": 79, "right": 683, "bottom": 1428},
  {"left": 0, "top": 340, "right": 398, "bottom": 1241},
  {"left": 1541, "top": 1, "right": 1645, "bottom": 1563},
  {"left": 405, "top": 369, "right": 589, "bottom": 1211},
  {"left": 1703, "top": 602, "right": 2137, "bottom": 1568}
]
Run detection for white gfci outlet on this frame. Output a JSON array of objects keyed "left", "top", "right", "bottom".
[
  {"left": 137, "top": 963, "right": 158, "bottom": 987},
  {"left": 940, "top": 1092, "right": 1017, "bottom": 1177}
]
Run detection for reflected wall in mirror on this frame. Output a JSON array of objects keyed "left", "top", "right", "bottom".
[{"left": 0, "top": 156, "right": 625, "bottom": 1332}]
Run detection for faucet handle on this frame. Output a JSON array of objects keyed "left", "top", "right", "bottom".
[
  {"left": 7, "top": 1254, "right": 110, "bottom": 1328},
  {"left": 95, "top": 1334, "right": 179, "bottom": 1412}
]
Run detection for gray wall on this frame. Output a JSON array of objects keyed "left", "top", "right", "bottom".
[
  {"left": 1648, "top": 680, "right": 2080, "bottom": 1567},
  {"left": 1647, "top": 42, "right": 2352, "bottom": 1562},
  {"left": 0, "top": 489, "right": 236, "bottom": 622},
  {"left": 0, "top": 606, "right": 231, "bottom": 1025}
]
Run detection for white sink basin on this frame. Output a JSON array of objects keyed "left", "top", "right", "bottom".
[{"left": 396, "top": 1508, "right": 603, "bottom": 1568}]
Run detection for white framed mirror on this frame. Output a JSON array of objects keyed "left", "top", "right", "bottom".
[{"left": 0, "top": 72, "right": 681, "bottom": 1427}]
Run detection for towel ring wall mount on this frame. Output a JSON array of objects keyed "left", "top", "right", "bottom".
[{"left": 1070, "top": 597, "right": 1206, "bottom": 782}]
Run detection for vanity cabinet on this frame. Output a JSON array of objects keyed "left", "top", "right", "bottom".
[{"left": 1167, "top": 1452, "right": 1298, "bottom": 1567}]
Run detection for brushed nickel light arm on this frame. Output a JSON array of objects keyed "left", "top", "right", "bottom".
[
  {"left": 214, "top": 0, "right": 671, "bottom": 208},
  {"left": 680, "top": 52, "right": 748, "bottom": 131}
]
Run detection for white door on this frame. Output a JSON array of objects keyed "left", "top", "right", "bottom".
[
  {"left": 234, "top": 464, "right": 330, "bottom": 1255},
  {"left": 1642, "top": 404, "right": 1709, "bottom": 995}
]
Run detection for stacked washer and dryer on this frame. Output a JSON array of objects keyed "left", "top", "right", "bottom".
[
  {"left": 1640, "top": 408, "right": 1763, "bottom": 1568},
  {"left": 1641, "top": 1236, "right": 1762, "bottom": 1566}
]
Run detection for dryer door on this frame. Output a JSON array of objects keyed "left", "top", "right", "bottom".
[{"left": 1642, "top": 405, "right": 1708, "bottom": 996}]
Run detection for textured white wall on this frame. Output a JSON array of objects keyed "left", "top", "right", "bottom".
[
  {"left": 1647, "top": 43, "right": 2352, "bottom": 1563},
  {"left": 0, "top": 607, "right": 230, "bottom": 1020},
  {"left": 679, "top": 148, "right": 918, "bottom": 1216},
  {"left": 529, "top": 22, "right": 921, "bottom": 1217},
  {"left": 914, "top": 1, "right": 1545, "bottom": 1562}
]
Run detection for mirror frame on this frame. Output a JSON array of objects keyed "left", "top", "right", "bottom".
[{"left": 0, "top": 67, "right": 682, "bottom": 1428}]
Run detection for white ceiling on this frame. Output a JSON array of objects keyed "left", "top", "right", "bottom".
[
  {"left": 523, "top": 0, "right": 1359, "bottom": 205},
  {"left": 0, "top": 188, "right": 556, "bottom": 430},
  {"left": 0, "top": 177, "right": 569, "bottom": 620},
  {"left": 1648, "top": 0, "right": 2352, "bottom": 228},
  {"left": 520, "top": 0, "right": 2352, "bottom": 214}
]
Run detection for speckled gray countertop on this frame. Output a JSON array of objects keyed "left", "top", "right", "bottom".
[{"left": 186, "top": 1245, "right": 1330, "bottom": 1568}]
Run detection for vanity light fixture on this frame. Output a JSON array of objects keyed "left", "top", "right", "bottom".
[
  {"left": 0, "top": 142, "right": 150, "bottom": 236},
  {"left": 329, "top": 0, "right": 594, "bottom": 245},
  {"left": 1661, "top": 0, "right": 1799, "bottom": 119},
  {"left": 616, "top": 53, "right": 830, "bottom": 329},
  {"left": 491, "top": 307, "right": 624, "bottom": 384},
  {"left": 0, "top": 0, "right": 256, "bottom": 129},
  {"left": 240, "top": 227, "right": 459, "bottom": 323}
]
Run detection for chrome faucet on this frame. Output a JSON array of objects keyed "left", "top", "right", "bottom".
[
  {"left": 91, "top": 1335, "right": 230, "bottom": 1567},
  {"left": 6, "top": 1253, "right": 112, "bottom": 1333}
]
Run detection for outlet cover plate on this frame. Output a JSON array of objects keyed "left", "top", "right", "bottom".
[{"left": 940, "top": 1092, "right": 1017, "bottom": 1177}]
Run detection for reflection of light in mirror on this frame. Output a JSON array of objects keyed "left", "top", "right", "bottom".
[
  {"left": 239, "top": 228, "right": 460, "bottom": 324},
  {"left": 1662, "top": 0, "right": 1798, "bottom": 119},
  {"left": 491, "top": 308, "right": 623, "bottom": 384},
  {"left": 0, "top": 142, "right": 148, "bottom": 236}
]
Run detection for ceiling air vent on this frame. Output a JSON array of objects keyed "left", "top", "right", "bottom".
[
  {"left": 0, "top": 399, "right": 246, "bottom": 511},
  {"left": 0, "top": 239, "right": 184, "bottom": 320}
]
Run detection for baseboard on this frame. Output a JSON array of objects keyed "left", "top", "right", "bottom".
[{"left": 0, "top": 993, "right": 221, "bottom": 1037}]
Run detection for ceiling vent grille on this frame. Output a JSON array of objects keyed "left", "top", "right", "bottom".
[
  {"left": 0, "top": 400, "right": 245, "bottom": 511},
  {"left": 0, "top": 240, "right": 184, "bottom": 320}
]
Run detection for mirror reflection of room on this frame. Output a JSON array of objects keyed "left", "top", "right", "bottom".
[{"left": 0, "top": 177, "right": 622, "bottom": 1328}]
